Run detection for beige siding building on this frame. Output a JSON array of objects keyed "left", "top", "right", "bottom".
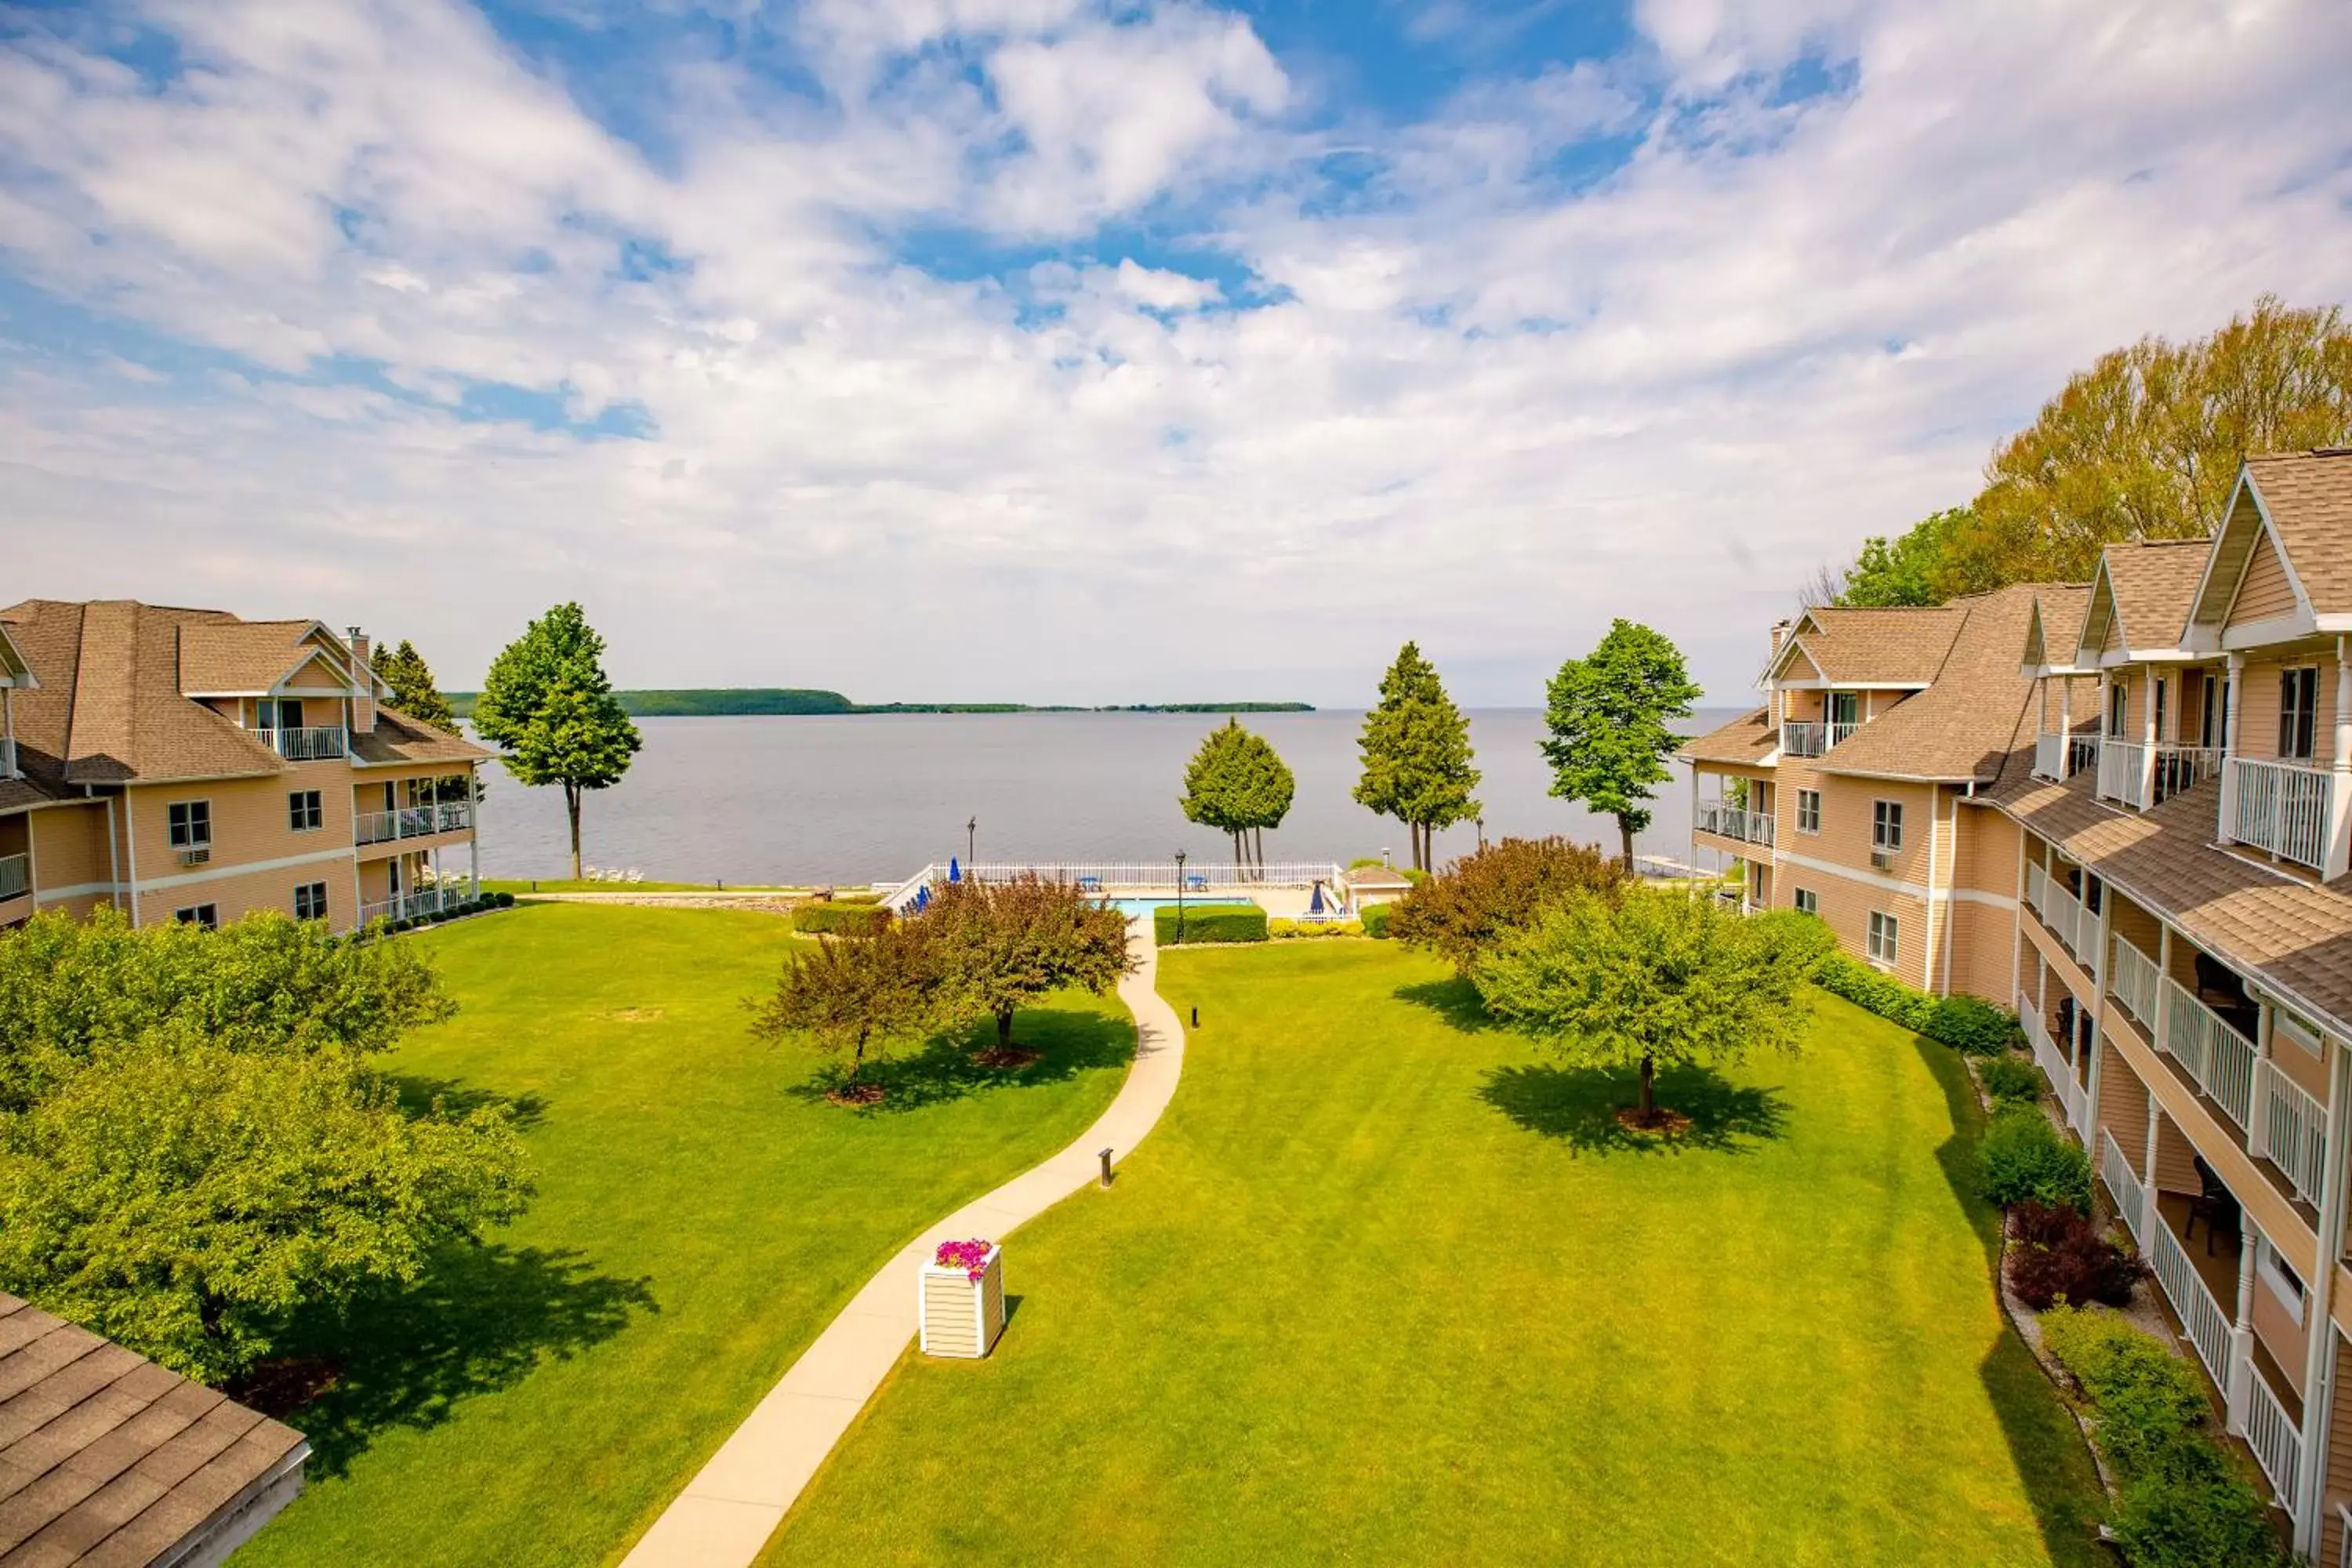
[
  {"left": 0, "top": 601, "right": 489, "bottom": 937},
  {"left": 1682, "top": 448, "right": 2352, "bottom": 1559}
]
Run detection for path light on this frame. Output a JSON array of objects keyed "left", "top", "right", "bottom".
[
  {"left": 1174, "top": 848, "right": 1187, "bottom": 943},
  {"left": 1099, "top": 1148, "right": 1113, "bottom": 1188}
]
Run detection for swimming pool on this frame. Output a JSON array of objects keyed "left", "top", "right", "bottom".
[{"left": 1106, "top": 897, "right": 1256, "bottom": 918}]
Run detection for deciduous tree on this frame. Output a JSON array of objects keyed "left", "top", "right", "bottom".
[
  {"left": 1389, "top": 837, "right": 1624, "bottom": 975},
  {"left": 375, "top": 638, "right": 458, "bottom": 731},
  {"left": 473, "top": 604, "right": 641, "bottom": 880},
  {"left": 1472, "top": 889, "right": 1833, "bottom": 1126},
  {"left": 1354, "top": 642, "right": 1481, "bottom": 873},
  {"left": 922, "top": 875, "right": 1134, "bottom": 1051},
  {"left": 750, "top": 919, "right": 950, "bottom": 1088},
  {"left": 1832, "top": 508, "right": 1973, "bottom": 607},
  {"left": 1180, "top": 720, "right": 1257, "bottom": 871},
  {"left": 1539, "top": 621, "right": 1701, "bottom": 869}
]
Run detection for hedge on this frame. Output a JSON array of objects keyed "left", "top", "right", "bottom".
[
  {"left": 1269, "top": 918, "right": 1363, "bottom": 939},
  {"left": 1814, "top": 952, "right": 2020, "bottom": 1054},
  {"left": 1979, "top": 1104, "right": 2095, "bottom": 1214},
  {"left": 1153, "top": 904, "right": 1268, "bottom": 945},
  {"left": 794, "top": 902, "right": 894, "bottom": 937},
  {"left": 1362, "top": 903, "right": 1394, "bottom": 939}
]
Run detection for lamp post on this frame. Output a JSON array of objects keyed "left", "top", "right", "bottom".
[
  {"left": 967, "top": 816, "right": 977, "bottom": 870},
  {"left": 1174, "top": 848, "right": 1188, "bottom": 944},
  {"left": 1475, "top": 815, "right": 1486, "bottom": 851}
]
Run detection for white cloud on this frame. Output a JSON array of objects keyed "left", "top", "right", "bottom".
[{"left": 0, "top": 0, "right": 2349, "bottom": 707}]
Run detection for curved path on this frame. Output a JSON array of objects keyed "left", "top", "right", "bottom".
[{"left": 619, "top": 923, "right": 1184, "bottom": 1567}]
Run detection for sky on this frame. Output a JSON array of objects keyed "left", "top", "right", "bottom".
[{"left": 2, "top": 0, "right": 2350, "bottom": 708}]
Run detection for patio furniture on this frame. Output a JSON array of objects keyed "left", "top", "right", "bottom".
[
  {"left": 1186, "top": 874, "right": 1207, "bottom": 891},
  {"left": 1079, "top": 876, "right": 1102, "bottom": 892},
  {"left": 2181, "top": 1156, "right": 2240, "bottom": 1257}
]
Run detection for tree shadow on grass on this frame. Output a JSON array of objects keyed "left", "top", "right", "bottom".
[
  {"left": 1477, "top": 1062, "right": 1788, "bottom": 1157},
  {"left": 275, "top": 1243, "right": 658, "bottom": 1478},
  {"left": 787, "top": 1006, "right": 1137, "bottom": 1115},
  {"left": 389, "top": 1074, "right": 550, "bottom": 1131},
  {"left": 1392, "top": 976, "right": 1500, "bottom": 1034},
  {"left": 1911, "top": 1036, "right": 2109, "bottom": 1565}
]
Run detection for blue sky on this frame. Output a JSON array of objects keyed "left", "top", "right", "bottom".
[{"left": 2, "top": 0, "right": 2349, "bottom": 704}]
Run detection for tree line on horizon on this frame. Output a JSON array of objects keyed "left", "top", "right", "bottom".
[{"left": 1817, "top": 295, "right": 2352, "bottom": 607}]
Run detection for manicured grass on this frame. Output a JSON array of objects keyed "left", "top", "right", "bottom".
[
  {"left": 762, "top": 942, "right": 2107, "bottom": 1567},
  {"left": 481, "top": 877, "right": 803, "bottom": 894},
  {"left": 234, "top": 904, "right": 1134, "bottom": 1568}
]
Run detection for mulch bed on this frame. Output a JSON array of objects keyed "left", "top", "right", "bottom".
[
  {"left": 230, "top": 1358, "right": 342, "bottom": 1418},
  {"left": 1614, "top": 1106, "right": 1693, "bottom": 1136},
  {"left": 972, "top": 1047, "right": 1041, "bottom": 1070},
  {"left": 827, "top": 1083, "right": 887, "bottom": 1106}
]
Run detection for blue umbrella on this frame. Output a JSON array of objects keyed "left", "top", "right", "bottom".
[
  {"left": 914, "top": 885, "right": 931, "bottom": 912},
  {"left": 949, "top": 857, "right": 961, "bottom": 883},
  {"left": 1308, "top": 880, "right": 1327, "bottom": 916}
]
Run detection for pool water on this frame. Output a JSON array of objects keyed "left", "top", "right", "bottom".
[{"left": 1107, "top": 897, "right": 1256, "bottom": 918}]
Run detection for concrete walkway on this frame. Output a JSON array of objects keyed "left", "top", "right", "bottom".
[{"left": 618, "top": 922, "right": 1185, "bottom": 1568}]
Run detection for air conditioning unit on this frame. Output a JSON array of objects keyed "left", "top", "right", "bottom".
[
  {"left": 1869, "top": 849, "right": 1893, "bottom": 872},
  {"left": 180, "top": 846, "right": 211, "bottom": 867}
]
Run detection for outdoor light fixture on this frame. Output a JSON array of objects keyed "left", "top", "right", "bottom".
[
  {"left": 1099, "top": 1148, "right": 1113, "bottom": 1188},
  {"left": 1476, "top": 815, "right": 1486, "bottom": 850},
  {"left": 967, "top": 816, "right": 977, "bottom": 867},
  {"left": 1174, "top": 848, "right": 1188, "bottom": 942}
]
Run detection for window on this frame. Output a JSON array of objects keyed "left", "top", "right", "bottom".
[
  {"left": 1871, "top": 800, "right": 1904, "bottom": 852},
  {"left": 2280, "top": 666, "right": 2319, "bottom": 760},
  {"left": 289, "top": 789, "right": 324, "bottom": 832},
  {"left": 2274, "top": 1008, "right": 2323, "bottom": 1058},
  {"left": 1794, "top": 888, "right": 1818, "bottom": 916},
  {"left": 1795, "top": 789, "right": 1821, "bottom": 834},
  {"left": 2257, "top": 1236, "right": 2306, "bottom": 1327},
  {"left": 2153, "top": 677, "right": 2167, "bottom": 742},
  {"left": 173, "top": 904, "right": 219, "bottom": 929},
  {"left": 294, "top": 881, "right": 328, "bottom": 922},
  {"left": 166, "top": 800, "right": 212, "bottom": 849},
  {"left": 258, "top": 697, "right": 305, "bottom": 731},
  {"left": 2107, "top": 680, "right": 2129, "bottom": 738},
  {"left": 1867, "top": 911, "right": 1899, "bottom": 965}
]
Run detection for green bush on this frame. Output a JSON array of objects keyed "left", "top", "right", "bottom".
[
  {"left": 1814, "top": 953, "right": 2020, "bottom": 1054},
  {"left": 2111, "top": 1473, "right": 2285, "bottom": 1568},
  {"left": 1269, "top": 919, "right": 1362, "bottom": 939},
  {"left": 794, "top": 902, "right": 893, "bottom": 937},
  {"left": 1925, "top": 993, "right": 2024, "bottom": 1054},
  {"left": 1978, "top": 1104, "right": 2093, "bottom": 1214},
  {"left": 1362, "top": 903, "right": 1394, "bottom": 939},
  {"left": 1976, "top": 1053, "right": 2042, "bottom": 1104},
  {"left": 1153, "top": 904, "right": 1268, "bottom": 945}
]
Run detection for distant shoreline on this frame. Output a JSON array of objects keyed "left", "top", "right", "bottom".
[{"left": 445, "top": 688, "right": 1315, "bottom": 719}]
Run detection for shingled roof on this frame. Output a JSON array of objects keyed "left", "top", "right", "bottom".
[
  {"left": 1817, "top": 585, "right": 2044, "bottom": 785},
  {"left": 2244, "top": 449, "right": 2352, "bottom": 616},
  {"left": 1678, "top": 706, "right": 1777, "bottom": 768},
  {"left": 2022, "top": 585, "right": 2092, "bottom": 673},
  {"left": 0, "top": 1294, "right": 308, "bottom": 1566},
  {"left": 2078, "top": 539, "right": 2212, "bottom": 658},
  {"left": 1769, "top": 606, "right": 1965, "bottom": 687}
]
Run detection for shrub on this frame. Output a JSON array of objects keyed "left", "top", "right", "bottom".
[
  {"left": 1976, "top": 1053, "right": 2043, "bottom": 1104},
  {"left": 1362, "top": 903, "right": 1393, "bottom": 939},
  {"left": 1269, "top": 919, "right": 1360, "bottom": 939},
  {"left": 1388, "top": 837, "right": 1625, "bottom": 974},
  {"left": 1925, "top": 993, "right": 2024, "bottom": 1054},
  {"left": 795, "top": 902, "right": 893, "bottom": 937},
  {"left": 2004, "top": 1202, "right": 2139, "bottom": 1309},
  {"left": 1814, "top": 953, "right": 2020, "bottom": 1054},
  {"left": 1153, "top": 904, "right": 1268, "bottom": 945},
  {"left": 494, "top": 891, "right": 516, "bottom": 908},
  {"left": 2110, "top": 1473, "right": 2286, "bottom": 1568},
  {"left": 1978, "top": 1104, "right": 2094, "bottom": 1214}
]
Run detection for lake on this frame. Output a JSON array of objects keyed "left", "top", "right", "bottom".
[{"left": 472, "top": 707, "right": 1751, "bottom": 885}]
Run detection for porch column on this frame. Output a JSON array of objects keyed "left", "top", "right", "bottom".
[
  {"left": 2220, "top": 652, "right": 2246, "bottom": 843},
  {"left": 2142, "top": 1099, "right": 2162, "bottom": 1243},
  {"left": 470, "top": 766, "right": 482, "bottom": 900},
  {"left": 2328, "top": 635, "right": 2352, "bottom": 880},
  {"left": 2226, "top": 1221, "right": 2258, "bottom": 1433},
  {"left": 2154, "top": 926, "right": 2174, "bottom": 1059},
  {"left": 2292, "top": 1036, "right": 2352, "bottom": 1554},
  {"left": 2057, "top": 680, "right": 2072, "bottom": 773},
  {"left": 2140, "top": 665, "right": 2160, "bottom": 805},
  {"left": 2249, "top": 1005, "right": 2275, "bottom": 1163}
]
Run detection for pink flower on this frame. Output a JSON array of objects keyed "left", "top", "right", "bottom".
[{"left": 935, "top": 1239, "right": 993, "bottom": 1281}]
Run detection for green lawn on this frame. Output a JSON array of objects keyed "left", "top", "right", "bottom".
[
  {"left": 761, "top": 942, "right": 2106, "bottom": 1567},
  {"left": 480, "top": 877, "right": 804, "bottom": 894},
  {"left": 234, "top": 904, "right": 1134, "bottom": 1568}
]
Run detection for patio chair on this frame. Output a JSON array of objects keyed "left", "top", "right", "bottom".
[
  {"left": 1187, "top": 874, "right": 1207, "bottom": 891},
  {"left": 2181, "top": 1156, "right": 2240, "bottom": 1257},
  {"left": 1079, "top": 876, "right": 1102, "bottom": 892}
]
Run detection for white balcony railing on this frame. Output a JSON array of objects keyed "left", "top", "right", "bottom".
[
  {"left": 2144, "top": 1209, "right": 2233, "bottom": 1390},
  {"left": 1780, "top": 721, "right": 1824, "bottom": 757},
  {"left": 2068, "top": 733, "right": 2102, "bottom": 779},
  {"left": 2159, "top": 973, "right": 2258, "bottom": 1131},
  {"left": 359, "top": 887, "right": 455, "bottom": 927},
  {"left": 2099, "top": 742, "right": 2225, "bottom": 811},
  {"left": 2020, "top": 993, "right": 2092, "bottom": 1138},
  {"left": 2033, "top": 733, "right": 2066, "bottom": 782},
  {"left": 2097, "top": 739, "right": 2145, "bottom": 808},
  {"left": 2227, "top": 756, "right": 2334, "bottom": 873},
  {"left": 2100, "top": 1130, "right": 2147, "bottom": 1243},
  {"left": 0, "top": 851, "right": 27, "bottom": 901},
  {"left": 355, "top": 801, "right": 474, "bottom": 847},
  {"left": 2245, "top": 1362, "right": 2303, "bottom": 1513},
  {"left": 266, "top": 724, "right": 348, "bottom": 762},
  {"left": 2032, "top": 874, "right": 2100, "bottom": 982},
  {"left": 2109, "top": 934, "right": 2161, "bottom": 1025},
  {"left": 2023, "top": 862, "right": 2046, "bottom": 916},
  {"left": 2259, "top": 1066, "right": 2328, "bottom": 1210},
  {"left": 1693, "top": 801, "right": 1774, "bottom": 847}
]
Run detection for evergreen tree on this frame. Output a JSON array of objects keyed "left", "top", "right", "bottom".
[
  {"left": 1353, "top": 643, "right": 1481, "bottom": 873},
  {"left": 374, "top": 638, "right": 458, "bottom": 731},
  {"left": 1540, "top": 620, "right": 1703, "bottom": 869},
  {"left": 1180, "top": 720, "right": 1257, "bottom": 870},
  {"left": 473, "top": 604, "right": 641, "bottom": 880}
]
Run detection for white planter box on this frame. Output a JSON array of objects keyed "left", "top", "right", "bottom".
[{"left": 919, "top": 1245, "right": 1005, "bottom": 1359}]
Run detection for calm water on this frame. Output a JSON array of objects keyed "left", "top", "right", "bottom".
[{"left": 474, "top": 708, "right": 1750, "bottom": 885}]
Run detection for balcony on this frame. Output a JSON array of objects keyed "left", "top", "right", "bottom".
[
  {"left": 1693, "top": 800, "right": 1774, "bottom": 848},
  {"left": 2031, "top": 731, "right": 2104, "bottom": 782},
  {"left": 2097, "top": 740, "right": 2224, "bottom": 811},
  {"left": 1779, "top": 720, "right": 1857, "bottom": 758},
  {"left": 2022, "top": 862, "right": 2100, "bottom": 982},
  {"left": 266, "top": 724, "right": 348, "bottom": 762},
  {"left": 2019, "top": 993, "right": 2091, "bottom": 1137},
  {"left": 0, "top": 852, "right": 27, "bottom": 902},
  {"left": 2158, "top": 973, "right": 2259, "bottom": 1131},
  {"left": 355, "top": 801, "right": 474, "bottom": 847},
  {"left": 2226, "top": 756, "right": 2335, "bottom": 873},
  {"left": 359, "top": 886, "right": 459, "bottom": 927}
]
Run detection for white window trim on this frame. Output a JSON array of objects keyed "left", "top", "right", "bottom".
[
  {"left": 1795, "top": 789, "right": 1821, "bottom": 835},
  {"left": 1867, "top": 910, "right": 1899, "bottom": 967},
  {"left": 1794, "top": 888, "right": 1818, "bottom": 916},
  {"left": 1871, "top": 800, "right": 1904, "bottom": 853},
  {"left": 289, "top": 789, "right": 325, "bottom": 833},
  {"left": 173, "top": 902, "right": 219, "bottom": 927},
  {"left": 2257, "top": 1236, "right": 2306, "bottom": 1327}
]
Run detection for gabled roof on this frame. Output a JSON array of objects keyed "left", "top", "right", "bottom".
[
  {"left": 2075, "top": 539, "right": 2211, "bottom": 660},
  {"left": 0, "top": 1292, "right": 308, "bottom": 1567},
  {"left": 0, "top": 620, "right": 36, "bottom": 688},
  {"left": 352, "top": 708, "right": 488, "bottom": 767},
  {"left": 178, "top": 620, "right": 358, "bottom": 697},
  {"left": 2020, "top": 586, "right": 2092, "bottom": 674},
  {"left": 1817, "top": 586, "right": 2045, "bottom": 785},
  {"left": 1678, "top": 706, "right": 1777, "bottom": 768},
  {"left": 1765, "top": 605, "right": 1964, "bottom": 688},
  {"left": 2188, "top": 450, "right": 2352, "bottom": 633}
]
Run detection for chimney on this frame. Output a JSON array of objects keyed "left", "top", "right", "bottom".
[
  {"left": 1769, "top": 619, "right": 1792, "bottom": 659},
  {"left": 348, "top": 627, "right": 376, "bottom": 735}
]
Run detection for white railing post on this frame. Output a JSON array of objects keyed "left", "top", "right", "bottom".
[
  {"left": 2226, "top": 1229, "right": 2257, "bottom": 1433},
  {"left": 2220, "top": 652, "right": 2245, "bottom": 843}
]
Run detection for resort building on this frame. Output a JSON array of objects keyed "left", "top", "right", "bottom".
[
  {"left": 1682, "top": 448, "right": 2352, "bottom": 1558},
  {"left": 0, "top": 601, "right": 488, "bottom": 937}
]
